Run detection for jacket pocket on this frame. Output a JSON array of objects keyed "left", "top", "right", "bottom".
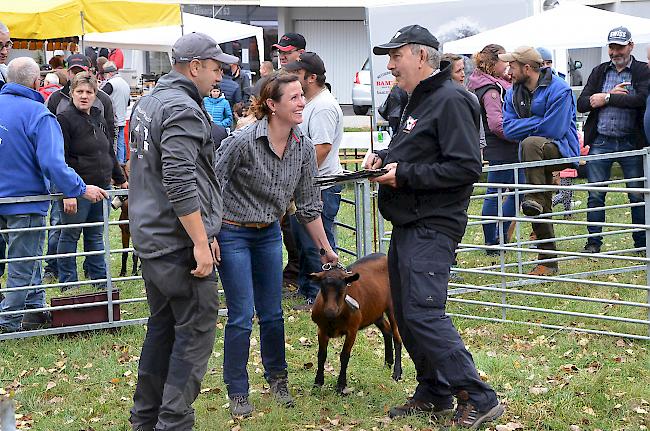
[{"left": 409, "top": 258, "right": 449, "bottom": 309}]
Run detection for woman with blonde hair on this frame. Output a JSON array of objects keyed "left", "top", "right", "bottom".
[
  {"left": 214, "top": 71, "right": 337, "bottom": 417},
  {"left": 467, "top": 44, "right": 523, "bottom": 253}
]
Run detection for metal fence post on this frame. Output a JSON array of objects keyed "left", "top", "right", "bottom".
[
  {"left": 362, "top": 180, "right": 372, "bottom": 256},
  {"left": 497, "top": 186, "right": 507, "bottom": 320},
  {"left": 514, "top": 167, "right": 523, "bottom": 274},
  {"left": 354, "top": 181, "right": 363, "bottom": 259},
  {"left": 642, "top": 148, "right": 650, "bottom": 336},
  {"left": 102, "top": 195, "right": 114, "bottom": 325}
]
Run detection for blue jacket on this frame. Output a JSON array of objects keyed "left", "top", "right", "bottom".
[
  {"left": 503, "top": 68, "right": 580, "bottom": 164},
  {"left": 203, "top": 95, "right": 233, "bottom": 128},
  {"left": 219, "top": 75, "right": 242, "bottom": 107},
  {"left": 0, "top": 83, "right": 86, "bottom": 216}
]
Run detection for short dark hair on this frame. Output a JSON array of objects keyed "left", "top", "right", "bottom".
[{"left": 303, "top": 70, "right": 326, "bottom": 87}]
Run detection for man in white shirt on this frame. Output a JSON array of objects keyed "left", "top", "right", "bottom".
[
  {"left": 101, "top": 61, "right": 131, "bottom": 163},
  {"left": 286, "top": 52, "right": 344, "bottom": 308}
]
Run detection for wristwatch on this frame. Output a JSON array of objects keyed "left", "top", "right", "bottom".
[{"left": 604, "top": 93, "right": 611, "bottom": 104}]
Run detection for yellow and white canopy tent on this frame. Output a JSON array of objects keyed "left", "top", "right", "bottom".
[{"left": 3, "top": 0, "right": 181, "bottom": 40}]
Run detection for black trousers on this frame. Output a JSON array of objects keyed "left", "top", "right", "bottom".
[
  {"left": 130, "top": 247, "right": 220, "bottom": 431},
  {"left": 388, "top": 224, "right": 497, "bottom": 410}
]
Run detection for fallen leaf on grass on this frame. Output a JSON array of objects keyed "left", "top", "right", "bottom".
[
  {"left": 529, "top": 386, "right": 549, "bottom": 395},
  {"left": 582, "top": 406, "right": 595, "bottom": 416},
  {"left": 496, "top": 423, "right": 524, "bottom": 431},
  {"left": 45, "top": 381, "right": 56, "bottom": 391},
  {"left": 569, "top": 426, "right": 580, "bottom": 431},
  {"left": 634, "top": 407, "right": 648, "bottom": 414},
  {"left": 303, "top": 362, "right": 314, "bottom": 370},
  {"left": 561, "top": 364, "right": 578, "bottom": 373}
]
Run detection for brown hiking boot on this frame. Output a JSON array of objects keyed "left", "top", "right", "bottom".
[
  {"left": 528, "top": 264, "right": 558, "bottom": 276},
  {"left": 450, "top": 391, "right": 505, "bottom": 429},
  {"left": 388, "top": 397, "right": 454, "bottom": 419}
]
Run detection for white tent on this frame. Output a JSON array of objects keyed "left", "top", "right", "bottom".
[
  {"left": 443, "top": 3, "right": 650, "bottom": 53},
  {"left": 84, "top": 12, "right": 264, "bottom": 63}
]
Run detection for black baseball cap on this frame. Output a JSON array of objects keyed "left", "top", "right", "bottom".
[
  {"left": 67, "top": 54, "right": 91, "bottom": 71},
  {"left": 284, "top": 52, "right": 325, "bottom": 75},
  {"left": 273, "top": 33, "right": 306, "bottom": 52},
  {"left": 607, "top": 26, "right": 632, "bottom": 46},
  {"left": 172, "top": 32, "right": 238, "bottom": 64},
  {"left": 373, "top": 24, "right": 439, "bottom": 55}
]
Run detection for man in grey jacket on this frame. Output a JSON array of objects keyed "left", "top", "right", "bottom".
[{"left": 128, "top": 32, "right": 237, "bottom": 431}]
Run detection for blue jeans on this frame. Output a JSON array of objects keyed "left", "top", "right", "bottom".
[
  {"left": 217, "top": 221, "right": 286, "bottom": 396},
  {"left": 291, "top": 184, "right": 342, "bottom": 300},
  {"left": 44, "top": 198, "right": 62, "bottom": 276},
  {"left": 481, "top": 161, "right": 526, "bottom": 246},
  {"left": 0, "top": 214, "right": 46, "bottom": 331},
  {"left": 57, "top": 195, "right": 107, "bottom": 284},
  {"left": 586, "top": 135, "right": 646, "bottom": 248},
  {"left": 116, "top": 126, "right": 126, "bottom": 164}
]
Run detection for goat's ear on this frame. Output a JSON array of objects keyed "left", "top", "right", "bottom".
[
  {"left": 308, "top": 272, "right": 322, "bottom": 281},
  {"left": 344, "top": 273, "right": 360, "bottom": 284}
]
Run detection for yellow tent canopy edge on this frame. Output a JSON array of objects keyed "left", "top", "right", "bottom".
[{"left": 3, "top": 0, "right": 181, "bottom": 40}]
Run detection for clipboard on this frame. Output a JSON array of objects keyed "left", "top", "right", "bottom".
[{"left": 314, "top": 169, "right": 388, "bottom": 187}]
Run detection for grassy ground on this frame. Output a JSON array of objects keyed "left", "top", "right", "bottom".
[{"left": 1, "top": 180, "right": 649, "bottom": 431}]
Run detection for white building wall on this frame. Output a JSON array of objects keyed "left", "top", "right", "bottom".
[{"left": 280, "top": 7, "right": 366, "bottom": 104}]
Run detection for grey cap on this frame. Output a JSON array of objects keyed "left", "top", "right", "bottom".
[{"left": 172, "top": 32, "right": 238, "bottom": 64}]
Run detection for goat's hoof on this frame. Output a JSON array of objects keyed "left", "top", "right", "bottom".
[
  {"left": 336, "top": 386, "right": 349, "bottom": 396},
  {"left": 392, "top": 372, "right": 402, "bottom": 382},
  {"left": 313, "top": 382, "right": 323, "bottom": 388},
  {"left": 119, "top": 272, "right": 126, "bottom": 277}
]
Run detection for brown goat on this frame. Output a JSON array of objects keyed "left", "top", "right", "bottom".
[
  {"left": 310, "top": 253, "right": 402, "bottom": 394},
  {"left": 118, "top": 161, "right": 138, "bottom": 277}
]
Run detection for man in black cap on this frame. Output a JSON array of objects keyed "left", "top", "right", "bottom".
[
  {"left": 365, "top": 24, "right": 504, "bottom": 429},
  {"left": 273, "top": 32, "right": 306, "bottom": 68},
  {"left": 577, "top": 26, "right": 650, "bottom": 255},
  {"left": 128, "top": 32, "right": 237, "bottom": 431},
  {"left": 285, "top": 52, "right": 344, "bottom": 308}
]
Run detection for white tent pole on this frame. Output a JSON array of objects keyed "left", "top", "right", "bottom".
[
  {"left": 80, "top": 11, "right": 86, "bottom": 52},
  {"left": 180, "top": 6, "right": 184, "bottom": 35}
]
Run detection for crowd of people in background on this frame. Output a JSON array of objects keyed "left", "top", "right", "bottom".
[
  {"left": 385, "top": 26, "right": 649, "bottom": 277},
  {"left": 1, "top": 13, "right": 650, "bottom": 430}
]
